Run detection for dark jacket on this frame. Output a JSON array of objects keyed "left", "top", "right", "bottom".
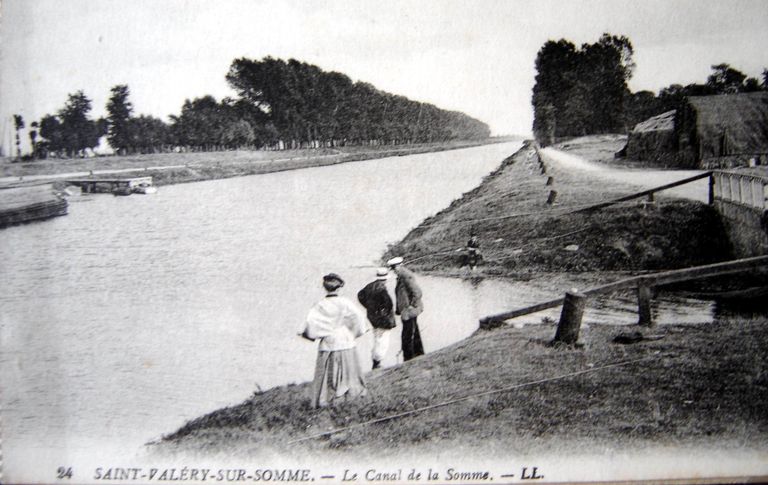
[
  {"left": 357, "top": 280, "right": 396, "bottom": 329},
  {"left": 394, "top": 266, "right": 424, "bottom": 321}
]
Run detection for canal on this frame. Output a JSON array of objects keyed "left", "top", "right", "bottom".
[{"left": 0, "top": 141, "right": 714, "bottom": 468}]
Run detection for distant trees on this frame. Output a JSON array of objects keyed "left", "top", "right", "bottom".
[
  {"left": 13, "top": 114, "right": 24, "bottom": 159},
  {"left": 625, "top": 63, "right": 766, "bottom": 125},
  {"left": 36, "top": 91, "right": 106, "bottom": 157},
  {"left": 106, "top": 85, "right": 172, "bottom": 154},
  {"left": 28, "top": 121, "right": 38, "bottom": 159},
  {"left": 532, "top": 34, "right": 634, "bottom": 144},
  {"left": 106, "top": 84, "right": 134, "bottom": 154},
  {"left": 707, "top": 63, "right": 748, "bottom": 94},
  {"left": 169, "top": 95, "right": 233, "bottom": 150},
  {"left": 532, "top": 33, "right": 768, "bottom": 145},
  {"left": 226, "top": 57, "right": 490, "bottom": 148},
  {"left": 127, "top": 115, "right": 170, "bottom": 154},
  {"left": 27, "top": 56, "right": 487, "bottom": 160}
]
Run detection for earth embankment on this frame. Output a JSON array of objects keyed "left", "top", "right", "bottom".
[
  {"left": 155, "top": 317, "right": 768, "bottom": 462},
  {"left": 384, "top": 137, "right": 731, "bottom": 277}
]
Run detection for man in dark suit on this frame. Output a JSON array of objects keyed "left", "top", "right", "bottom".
[{"left": 387, "top": 256, "right": 424, "bottom": 361}]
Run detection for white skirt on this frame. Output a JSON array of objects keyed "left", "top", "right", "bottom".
[{"left": 312, "top": 348, "right": 367, "bottom": 408}]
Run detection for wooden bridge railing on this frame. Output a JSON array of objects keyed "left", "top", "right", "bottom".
[
  {"left": 479, "top": 255, "right": 768, "bottom": 343},
  {"left": 712, "top": 171, "right": 768, "bottom": 210}
]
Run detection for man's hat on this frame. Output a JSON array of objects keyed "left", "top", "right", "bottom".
[
  {"left": 386, "top": 256, "right": 404, "bottom": 267},
  {"left": 323, "top": 273, "right": 345, "bottom": 286},
  {"left": 376, "top": 267, "right": 389, "bottom": 279}
]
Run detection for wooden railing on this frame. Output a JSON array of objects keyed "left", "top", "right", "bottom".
[
  {"left": 712, "top": 170, "right": 768, "bottom": 210},
  {"left": 571, "top": 171, "right": 715, "bottom": 213},
  {"left": 479, "top": 255, "right": 768, "bottom": 342}
]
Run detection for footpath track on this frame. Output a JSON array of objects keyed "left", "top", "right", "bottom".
[{"left": 540, "top": 147, "right": 710, "bottom": 203}]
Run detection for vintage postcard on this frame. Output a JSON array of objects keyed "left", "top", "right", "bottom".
[{"left": 1, "top": 1, "right": 767, "bottom": 484}]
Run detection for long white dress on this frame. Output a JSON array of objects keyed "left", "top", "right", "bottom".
[{"left": 299, "top": 293, "right": 368, "bottom": 408}]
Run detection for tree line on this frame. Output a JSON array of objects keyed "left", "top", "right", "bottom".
[
  {"left": 11, "top": 57, "right": 490, "bottom": 159},
  {"left": 532, "top": 33, "right": 768, "bottom": 145}
]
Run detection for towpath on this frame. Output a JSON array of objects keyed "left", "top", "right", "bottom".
[{"left": 539, "top": 147, "right": 710, "bottom": 203}]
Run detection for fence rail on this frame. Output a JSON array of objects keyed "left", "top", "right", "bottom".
[
  {"left": 480, "top": 255, "right": 768, "bottom": 331},
  {"left": 571, "top": 171, "right": 715, "bottom": 213}
]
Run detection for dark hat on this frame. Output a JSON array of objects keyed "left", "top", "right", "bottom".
[{"left": 323, "top": 273, "right": 345, "bottom": 286}]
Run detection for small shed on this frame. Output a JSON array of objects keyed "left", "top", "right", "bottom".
[{"left": 622, "top": 110, "right": 677, "bottom": 164}]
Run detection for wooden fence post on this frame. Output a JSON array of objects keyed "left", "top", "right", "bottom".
[
  {"left": 553, "top": 291, "right": 586, "bottom": 345},
  {"left": 708, "top": 173, "right": 715, "bottom": 205},
  {"left": 546, "top": 190, "right": 558, "bottom": 205},
  {"left": 637, "top": 284, "right": 654, "bottom": 327}
]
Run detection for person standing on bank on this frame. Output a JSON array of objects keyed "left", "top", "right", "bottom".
[
  {"left": 387, "top": 256, "right": 425, "bottom": 361},
  {"left": 299, "top": 273, "right": 368, "bottom": 408},
  {"left": 357, "top": 267, "right": 396, "bottom": 370}
]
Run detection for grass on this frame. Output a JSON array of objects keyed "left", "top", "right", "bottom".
[
  {"left": 154, "top": 317, "right": 768, "bottom": 461},
  {"left": 384, "top": 138, "right": 731, "bottom": 277}
]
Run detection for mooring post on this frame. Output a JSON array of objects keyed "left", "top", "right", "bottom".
[
  {"left": 546, "top": 176, "right": 554, "bottom": 186},
  {"left": 546, "top": 190, "right": 558, "bottom": 205},
  {"left": 553, "top": 291, "right": 586, "bottom": 345},
  {"left": 637, "top": 284, "right": 654, "bottom": 327}
]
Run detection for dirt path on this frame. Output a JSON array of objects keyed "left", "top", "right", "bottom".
[{"left": 539, "top": 147, "right": 710, "bottom": 203}]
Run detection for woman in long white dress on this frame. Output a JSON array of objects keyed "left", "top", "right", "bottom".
[{"left": 299, "top": 273, "right": 369, "bottom": 408}]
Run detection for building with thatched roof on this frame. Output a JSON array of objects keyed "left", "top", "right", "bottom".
[
  {"left": 678, "top": 92, "right": 768, "bottom": 168},
  {"left": 620, "top": 110, "right": 677, "bottom": 164},
  {"left": 619, "top": 92, "right": 768, "bottom": 169}
]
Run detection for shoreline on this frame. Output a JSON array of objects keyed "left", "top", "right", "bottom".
[{"left": 0, "top": 138, "right": 520, "bottom": 189}]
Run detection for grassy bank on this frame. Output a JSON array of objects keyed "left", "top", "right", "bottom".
[
  {"left": 155, "top": 317, "right": 768, "bottom": 461},
  {"left": 0, "top": 138, "right": 515, "bottom": 186},
  {"left": 384, "top": 138, "right": 731, "bottom": 277}
]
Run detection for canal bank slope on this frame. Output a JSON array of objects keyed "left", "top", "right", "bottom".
[
  {"left": 383, "top": 137, "right": 730, "bottom": 277},
  {"left": 153, "top": 136, "right": 768, "bottom": 469},
  {"left": 155, "top": 317, "right": 768, "bottom": 464}
]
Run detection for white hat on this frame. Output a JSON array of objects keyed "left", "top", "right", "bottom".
[
  {"left": 376, "top": 267, "right": 389, "bottom": 279},
  {"left": 386, "top": 256, "right": 404, "bottom": 267}
]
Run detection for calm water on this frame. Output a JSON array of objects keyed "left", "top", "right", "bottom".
[{"left": 0, "top": 142, "right": 715, "bottom": 470}]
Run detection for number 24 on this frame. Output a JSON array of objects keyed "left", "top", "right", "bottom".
[{"left": 57, "top": 467, "right": 73, "bottom": 479}]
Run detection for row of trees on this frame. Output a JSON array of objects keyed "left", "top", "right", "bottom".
[
  {"left": 14, "top": 57, "right": 490, "bottom": 159},
  {"left": 624, "top": 63, "right": 768, "bottom": 128},
  {"left": 532, "top": 33, "right": 768, "bottom": 144},
  {"left": 224, "top": 57, "right": 490, "bottom": 149},
  {"left": 532, "top": 34, "right": 636, "bottom": 144}
]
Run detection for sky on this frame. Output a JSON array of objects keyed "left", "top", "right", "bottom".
[{"left": 1, "top": 0, "right": 767, "bottom": 148}]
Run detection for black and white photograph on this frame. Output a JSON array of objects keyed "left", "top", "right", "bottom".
[{"left": 1, "top": 1, "right": 767, "bottom": 483}]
